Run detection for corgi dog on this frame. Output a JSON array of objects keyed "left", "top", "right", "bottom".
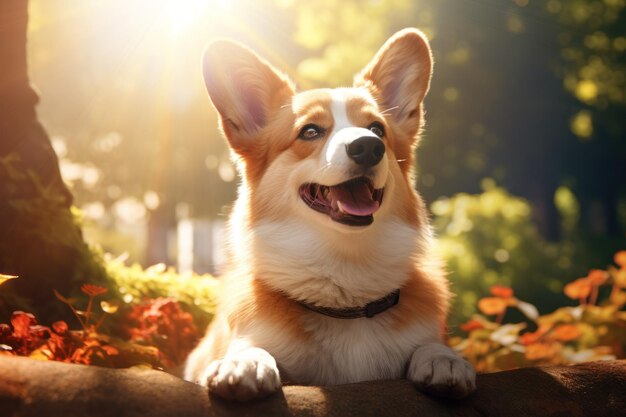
[{"left": 184, "top": 28, "right": 476, "bottom": 401}]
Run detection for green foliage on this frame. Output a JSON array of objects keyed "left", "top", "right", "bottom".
[
  {"left": 103, "top": 253, "right": 219, "bottom": 329},
  {"left": 552, "top": 0, "right": 626, "bottom": 110},
  {"left": 432, "top": 179, "right": 577, "bottom": 326},
  {"left": 278, "top": 0, "right": 429, "bottom": 87}
]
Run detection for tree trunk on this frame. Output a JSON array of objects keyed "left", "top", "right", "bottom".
[{"left": 0, "top": 0, "right": 107, "bottom": 320}]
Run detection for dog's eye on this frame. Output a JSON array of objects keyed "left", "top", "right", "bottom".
[
  {"left": 298, "top": 124, "right": 325, "bottom": 140},
  {"left": 368, "top": 122, "right": 385, "bottom": 138}
]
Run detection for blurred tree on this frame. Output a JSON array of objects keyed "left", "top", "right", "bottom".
[
  {"left": 0, "top": 0, "right": 107, "bottom": 318},
  {"left": 548, "top": 0, "right": 626, "bottom": 237},
  {"left": 26, "top": 0, "right": 246, "bottom": 264},
  {"left": 278, "top": 0, "right": 426, "bottom": 87}
]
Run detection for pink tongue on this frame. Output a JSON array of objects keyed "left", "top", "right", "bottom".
[{"left": 329, "top": 181, "right": 379, "bottom": 216}]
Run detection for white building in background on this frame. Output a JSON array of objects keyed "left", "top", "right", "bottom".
[{"left": 177, "top": 218, "right": 226, "bottom": 275}]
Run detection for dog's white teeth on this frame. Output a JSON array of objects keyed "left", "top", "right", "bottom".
[
  {"left": 337, "top": 201, "right": 346, "bottom": 213},
  {"left": 322, "top": 188, "right": 329, "bottom": 200}
]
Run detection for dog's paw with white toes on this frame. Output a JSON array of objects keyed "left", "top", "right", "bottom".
[
  {"left": 201, "top": 355, "right": 281, "bottom": 401},
  {"left": 407, "top": 343, "right": 476, "bottom": 399}
]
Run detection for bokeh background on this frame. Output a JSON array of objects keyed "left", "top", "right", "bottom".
[{"left": 26, "top": 0, "right": 626, "bottom": 326}]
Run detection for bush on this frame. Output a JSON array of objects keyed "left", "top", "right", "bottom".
[
  {"left": 432, "top": 180, "right": 589, "bottom": 327},
  {"left": 103, "top": 253, "right": 219, "bottom": 330},
  {"left": 0, "top": 282, "right": 205, "bottom": 370},
  {"left": 451, "top": 251, "right": 626, "bottom": 372}
]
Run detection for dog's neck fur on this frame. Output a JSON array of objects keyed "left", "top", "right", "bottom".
[{"left": 227, "top": 187, "right": 431, "bottom": 309}]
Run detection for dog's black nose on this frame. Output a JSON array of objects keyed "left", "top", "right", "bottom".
[{"left": 346, "top": 136, "right": 385, "bottom": 168}]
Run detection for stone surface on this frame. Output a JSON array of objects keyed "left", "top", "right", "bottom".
[{"left": 1, "top": 355, "right": 625, "bottom": 417}]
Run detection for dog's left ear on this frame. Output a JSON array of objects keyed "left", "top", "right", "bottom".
[
  {"left": 355, "top": 28, "right": 433, "bottom": 140},
  {"left": 202, "top": 40, "right": 295, "bottom": 155}
]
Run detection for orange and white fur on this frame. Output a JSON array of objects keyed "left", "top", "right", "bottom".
[{"left": 184, "top": 28, "right": 476, "bottom": 401}]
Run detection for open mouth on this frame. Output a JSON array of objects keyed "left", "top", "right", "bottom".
[{"left": 298, "top": 177, "right": 384, "bottom": 226}]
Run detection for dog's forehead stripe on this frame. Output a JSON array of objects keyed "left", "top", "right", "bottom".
[
  {"left": 330, "top": 88, "right": 354, "bottom": 130},
  {"left": 329, "top": 88, "right": 378, "bottom": 130}
]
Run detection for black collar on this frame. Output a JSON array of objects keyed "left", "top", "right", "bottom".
[{"left": 297, "top": 290, "right": 400, "bottom": 319}]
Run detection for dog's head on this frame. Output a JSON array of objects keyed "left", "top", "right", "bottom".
[{"left": 203, "top": 29, "right": 432, "bottom": 232}]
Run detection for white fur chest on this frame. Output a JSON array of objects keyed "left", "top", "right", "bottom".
[{"left": 248, "top": 311, "right": 440, "bottom": 385}]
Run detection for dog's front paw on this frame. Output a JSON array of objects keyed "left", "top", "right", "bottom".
[
  {"left": 407, "top": 343, "right": 476, "bottom": 399},
  {"left": 200, "top": 350, "right": 281, "bottom": 401}
]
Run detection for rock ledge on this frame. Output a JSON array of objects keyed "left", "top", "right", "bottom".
[{"left": 1, "top": 355, "right": 625, "bottom": 417}]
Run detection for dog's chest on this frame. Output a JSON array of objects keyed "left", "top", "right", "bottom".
[{"left": 257, "top": 314, "right": 434, "bottom": 385}]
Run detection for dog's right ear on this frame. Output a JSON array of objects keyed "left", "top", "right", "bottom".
[
  {"left": 354, "top": 29, "right": 433, "bottom": 142},
  {"left": 202, "top": 40, "right": 295, "bottom": 154}
]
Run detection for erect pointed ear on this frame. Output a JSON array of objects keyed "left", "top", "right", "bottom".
[
  {"left": 202, "top": 40, "right": 295, "bottom": 154},
  {"left": 354, "top": 28, "right": 433, "bottom": 139}
]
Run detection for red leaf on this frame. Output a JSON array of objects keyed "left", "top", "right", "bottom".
[
  {"left": 81, "top": 284, "right": 108, "bottom": 297},
  {"left": 121, "top": 297, "right": 199, "bottom": 367},
  {"left": 11, "top": 311, "right": 37, "bottom": 338},
  {"left": 52, "top": 321, "right": 69, "bottom": 335},
  {"left": 0, "top": 323, "right": 11, "bottom": 339}
]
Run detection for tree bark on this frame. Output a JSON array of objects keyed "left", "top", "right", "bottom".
[
  {"left": 0, "top": 0, "right": 106, "bottom": 319},
  {"left": 0, "top": 0, "right": 70, "bottom": 199},
  {"left": 0, "top": 356, "right": 625, "bottom": 417}
]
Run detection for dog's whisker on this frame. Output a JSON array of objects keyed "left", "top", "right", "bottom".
[
  {"left": 310, "top": 163, "right": 332, "bottom": 178},
  {"left": 396, "top": 159, "right": 407, "bottom": 162},
  {"left": 380, "top": 106, "right": 399, "bottom": 115}
]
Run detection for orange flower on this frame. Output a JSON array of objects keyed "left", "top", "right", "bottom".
[
  {"left": 587, "top": 269, "right": 607, "bottom": 286},
  {"left": 519, "top": 325, "right": 549, "bottom": 345},
  {"left": 611, "top": 266, "right": 626, "bottom": 288},
  {"left": 460, "top": 319, "right": 484, "bottom": 332},
  {"left": 610, "top": 289, "right": 626, "bottom": 306},
  {"left": 519, "top": 332, "right": 538, "bottom": 346},
  {"left": 490, "top": 285, "right": 514, "bottom": 299},
  {"left": 478, "top": 297, "right": 507, "bottom": 316},
  {"left": 614, "top": 251, "right": 626, "bottom": 268},
  {"left": 81, "top": 284, "right": 108, "bottom": 297},
  {"left": 564, "top": 278, "right": 592, "bottom": 300},
  {"left": 525, "top": 342, "right": 556, "bottom": 361},
  {"left": 553, "top": 324, "right": 580, "bottom": 342}
]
